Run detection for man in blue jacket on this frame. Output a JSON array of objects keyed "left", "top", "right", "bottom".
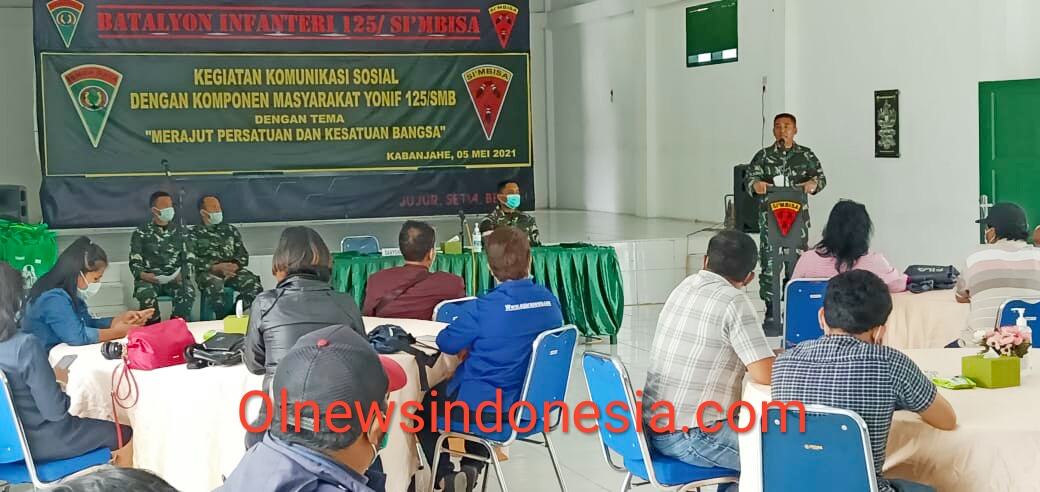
[
  {"left": 219, "top": 325, "right": 406, "bottom": 492},
  {"left": 420, "top": 226, "right": 564, "bottom": 492}
]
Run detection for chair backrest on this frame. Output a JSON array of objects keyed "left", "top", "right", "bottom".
[
  {"left": 762, "top": 405, "right": 877, "bottom": 492},
  {"left": 0, "top": 372, "right": 40, "bottom": 484},
  {"left": 784, "top": 279, "right": 828, "bottom": 347},
  {"left": 340, "top": 235, "right": 380, "bottom": 255},
  {"left": 581, "top": 352, "right": 647, "bottom": 465},
  {"left": 432, "top": 297, "right": 477, "bottom": 323},
  {"left": 996, "top": 298, "right": 1040, "bottom": 329},
  {"left": 512, "top": 326, "right": 579, "bottom": 436}
]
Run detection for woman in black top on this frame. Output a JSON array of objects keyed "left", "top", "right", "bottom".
[{"left": 0, "top": 263, "right": 133, "bottom": 466}]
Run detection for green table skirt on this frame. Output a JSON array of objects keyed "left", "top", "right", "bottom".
[{"left": 332, "top": 245, "right": 624, "bottom": 339}]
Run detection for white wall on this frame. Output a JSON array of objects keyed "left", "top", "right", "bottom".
[
  {"left": 785, "top": 0, "right": 1040, "bottom": 267},
  {"left": 0, "top": 8, "right": 41, "bottom": 222}
]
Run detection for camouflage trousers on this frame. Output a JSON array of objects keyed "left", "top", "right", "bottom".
[
  {"left": 134, "top": 278, "right": 196, "bottom": 322},
  {"left": 758, "top": 212, "right": 809, "bottom": 304},
  {"left": 196, "top": 268, "right": 262, "bottom": 318}
]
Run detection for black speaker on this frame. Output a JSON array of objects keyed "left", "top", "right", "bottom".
[
  {"left": 0, "top": 185, "right": 28, "bottom": 223},
  {"left": 732, "top": 165, "right": 759, "bottom": 233}
]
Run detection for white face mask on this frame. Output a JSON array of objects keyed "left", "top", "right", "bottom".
[{"left": 77, "top": 272, "right": 101, "bottom": 299}]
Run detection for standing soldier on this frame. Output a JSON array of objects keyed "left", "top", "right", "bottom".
[
  {"left": 130, "top": 191, "right": 196, "bottom": 323},
  {"left": 746, "top": 113, "right": 826, "bottom": 328},
  {"left": 193, "top": 195, "right": 262, "bottom": 318},
  {"left": 478, "top": 180, "right": 541, "bottom": 246}
]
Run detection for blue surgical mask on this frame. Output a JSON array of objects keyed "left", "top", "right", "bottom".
[
  {"left": 156, "top": 207, "right": 175, "bottom": 223},
  {"left": 505, "top": 194, "right": 521, "bottom": 209},
  {"left": 77, "top": 272, "right": 101, "bottom": 299},
  {"left": 206, "top": 211, "right": 223, "bottom": 225}
]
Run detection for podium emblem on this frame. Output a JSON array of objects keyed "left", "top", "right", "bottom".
[{"left": 770, "top": 201, "right": 802, "bottom": 236}]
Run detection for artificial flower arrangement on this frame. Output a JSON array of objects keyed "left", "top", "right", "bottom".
[
  {"left": 973, "top": 326, "right": 1032, "bottom": 357},
  {"left": 963, "top": 325, "right": 1032, "bottom": 389}
]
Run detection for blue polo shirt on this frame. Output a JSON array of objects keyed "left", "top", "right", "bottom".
[
  {"left": 21, "top": 289, "right": 112, "bottom": 351},
  {"left": 436, "top": 279, "right": 564, "bottom": 409}
]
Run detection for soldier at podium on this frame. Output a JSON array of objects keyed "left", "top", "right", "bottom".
[{"left": 746, "top": 113, "right": 826, "bottom": 326}]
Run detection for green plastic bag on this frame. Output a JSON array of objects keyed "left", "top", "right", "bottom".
[{"left": 0, "top": 220, "right": 58, "bottom": 288}]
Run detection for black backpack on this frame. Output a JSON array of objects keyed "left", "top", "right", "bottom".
[{"left": 367, "top": 324, "right": 439, "bottom": 391}]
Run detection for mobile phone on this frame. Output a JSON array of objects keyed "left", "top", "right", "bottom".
[{"left": 55, "top": 355, "right": 77, "bottom": 370}]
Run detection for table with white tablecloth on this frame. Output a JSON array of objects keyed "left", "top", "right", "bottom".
[
  {"left": 738, "top": 348, "right": 1040, "bottom": 492},
  {"left": 884, "top": 290, "right": 969, "bottom": 349},
  {"left": 48, "top": 317, "right": 457, "bottom": 492}
]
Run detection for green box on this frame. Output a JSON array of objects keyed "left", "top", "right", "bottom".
[
  {"left": 962, "top": 355, "right": 1020, "bottom": 388},
  {"left": 442, "top": 241, "right": 463, "bottom": 255},
  {"left": 223, "top": 315, "right": 249, "bottom": 335}
]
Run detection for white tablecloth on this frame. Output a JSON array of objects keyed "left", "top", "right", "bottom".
[
  {"left": 885, "top": 291, "right": 969, "bottom": 349},
  {"left": 738, "top": 348, "right": 1040, "bottom": 492},
  {"left": 48, "top": 317, "right": 457, "bottom": 492}
]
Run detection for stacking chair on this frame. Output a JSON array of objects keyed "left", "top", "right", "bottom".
[
  {"left": 0, "top": 373, "right": 111, "bottom": 488},
  {"left": 340, "top": 235, "right": 380, "bottom": 255},
  {"left": 581, "top": 352, "right": 738, "bottom": 492},
  {"left": 761, "top": 404, "right": 877, "bottom": 491},
  {"left": 996, "top": 298, "right": 1040, "bottom": 329},
  {"left": 783, "top": 279, "right": 828, "bottom": 347},
  {"left": 432, "top": 297, "right": 477, "bottom": 323},
  {"left": 429, "top": 326, "right": 578, "bottom": 492}
]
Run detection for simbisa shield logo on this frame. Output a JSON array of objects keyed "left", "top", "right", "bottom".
[
  {"left": 62, "top": 64, "right": 123, "bottom": 148},
  {"left": 47, "top": 0, "right": 84, "bottom": 48},
  {"left": 462, "top": 65, "right": 513, "bottom": 141},
  {"left": 488, "top": 4, "right": 519, "bottom": 49}
]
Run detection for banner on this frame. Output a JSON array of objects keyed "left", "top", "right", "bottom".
[{"left": 34, "top": 0, "right": 532, "bottom": 228}]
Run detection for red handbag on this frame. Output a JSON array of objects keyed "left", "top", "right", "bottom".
[{"left": 125, "top": 318, "right": 195, "bottom": 370}]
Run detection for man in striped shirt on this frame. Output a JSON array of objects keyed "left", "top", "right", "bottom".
[{"left": 955, "top": 202, "right": 1040, "bottom": 344}]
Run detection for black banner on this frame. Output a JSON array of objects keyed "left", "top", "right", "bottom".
[{"left": 34, "top": 0, "right": 532, "bottom": 228}]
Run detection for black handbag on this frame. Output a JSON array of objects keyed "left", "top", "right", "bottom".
[
  {"left": 367, "top": 324, "right": 439, "bottom": 391},
  {"left": 184, "top": 332, "right": 245, "bottom": 369},
  {"left": 904, "top": 265, "right": 960, "bottom": 293}
]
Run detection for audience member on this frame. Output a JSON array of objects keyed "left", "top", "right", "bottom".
[
  {"left": 772, "top": 270, "right": 956, "bottom": 492},
  {"left": 0, "top": 262, "right": 134, "bottom": 467},
  {"left": 642, "top": 230, "right": 774, "bottom": 481},
  {"left": 244, "top": 226, "right": 365, "bottom": 448},
  {"left": 220, "top": 325, "right": 406, "bottom": 492},
  {"left": 130, "top": 191, "right": 196, "bottom": 323},
  {"left": 478, "top": 180, "right": 541, "bottom": 246},
  {"left": 418, "top": 226, "right": 562, "bottom": 491},
  {"left": 363, "top": 221, "right": 465, "bottom": 320},
  {"left": 193, "top": 194, "right": 262, "bottom": 318},
  {"left": 51, "top": 468, "right": 178, "bottom": 492},
  {"left": 955, "top": 202, "right": 1040, "bottom": 344},
  {"left": 791, "top": 199, "right": 907, "bottom": 292},
  {"left": 22, "top": 237, "right": 152, "bottom": 351}
]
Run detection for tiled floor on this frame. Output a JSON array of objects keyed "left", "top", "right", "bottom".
[{"left": 469, "top": 304, "right": 732, "bottom": 492}]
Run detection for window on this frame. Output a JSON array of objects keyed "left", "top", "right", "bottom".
[{"left": 686, "top": 0, "right": 738, "bottom": 67}]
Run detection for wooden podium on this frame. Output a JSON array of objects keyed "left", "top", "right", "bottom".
[{"left": 764, "top": 186, "right": 809, "bottom": 335}]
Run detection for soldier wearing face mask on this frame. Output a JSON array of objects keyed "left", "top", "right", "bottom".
[
  {"left": 192, "top": 194, "right": 262, "bottom": 318},
  {"left": 129, "top": 191, "right": 196, "bottom": 323},
  {"left": 478, "top": 180, "right": 541, "bottom": 246}
]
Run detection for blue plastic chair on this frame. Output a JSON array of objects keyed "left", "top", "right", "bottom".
[
  {"left": 200, "top": 287, "right": 236, "bottom": 321},
  {"left": 430, "top": 325, "right": 578, "bottom": 492},
  {"left": 761, "top": 404, "right": 877, "bottom": 491},
  {"left": 340, "top": 235, "right": 380, "bottom": 255},
  {"left": 783, "top": 279, "right": 828, "bottom": 347},
  {"left": 0, "top": 372, "right": 111, "bottom": 487},
  {"left": 996, "top": 298, "right": 1040, "bottom": 329},
  {"left": 581, "top": 352, "right": 738, "bottom": 492},
  {"left": 432, "top": 297, "right": 477, "bottom": 323}
]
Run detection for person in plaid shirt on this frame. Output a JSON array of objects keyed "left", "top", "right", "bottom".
[{"left": 771, "top": 270, "right": 957, "bottom": 492}]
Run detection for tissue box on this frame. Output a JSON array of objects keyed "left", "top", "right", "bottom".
[
  {"left": 223, "top": 315, "right": 249, "bottom": 335},
  {"left": 962, "top": 355, "right": 1020, "bottom": 388},
  {"left": 442, "top": 241, "right": 463, "bottom": 255}
]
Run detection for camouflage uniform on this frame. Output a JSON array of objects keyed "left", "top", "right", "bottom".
[
  {"left": 129, "top": 222, "right": 196, "bottom": 321},
  {"left": 192, "top": 222, "right": 262, "bottom": 318},
  {"left": 478, "top": 206, "right": 541, "bottom": 246},
  {"left": 745, "top": 143, "right": 826, "bottom": 305}
]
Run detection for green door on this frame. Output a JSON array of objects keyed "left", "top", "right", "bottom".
[{"left": 980, "top": 79, "right": 1040, "bottom": 230}]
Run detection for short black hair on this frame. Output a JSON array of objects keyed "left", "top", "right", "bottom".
[
  {"left": 399, "top": 220, "right": 436, "bottom": 262},
  {"left": 197, "top": 194, "right": 220, "bottom": 211},
  {"left": 774, "top": 113, "right": 797, "bottom": 126},
  {"left": 706, "top": 230, "right": 758, "bottom": 282},
  {"left": 823, "top": 270, "right": 892, "bottom": 334},
  {"left": 50, "top": 468, "right": 179, "bottom": 492},
  {"left": 149, "top": 191, "right": 171, "bottom": 207},
  {"left": 497, "top": 180, "right": 519, "bottom": 193}
]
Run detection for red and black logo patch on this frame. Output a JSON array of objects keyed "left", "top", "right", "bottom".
[
  {"left": 488, "top": 4, "right": 519, "bottom": 49},
  {"left": 463, "top": 65, "right": 513, "bottom": 140}
]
